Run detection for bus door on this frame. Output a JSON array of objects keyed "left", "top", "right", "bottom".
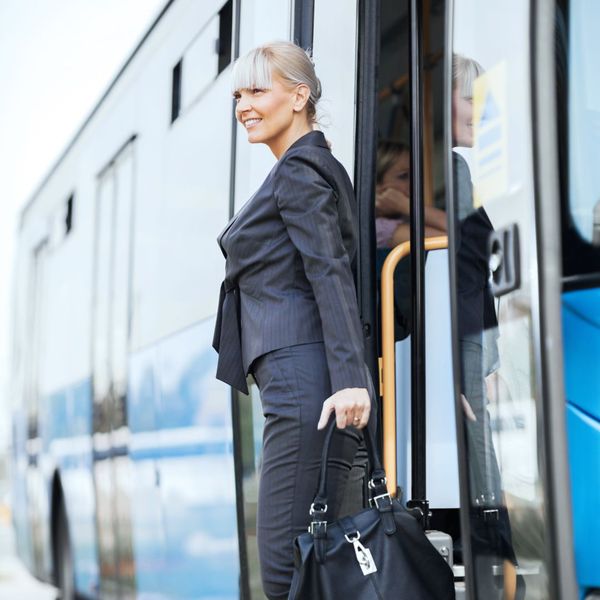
[
  {"left": 446, "top": 1, "right": 577, "bottom": 598},
  {"left": 24, "top": 240, "right": 50, "bottom": 575},
  {"left": 368, "top": 0, "right": 459, "bottom": 517},
  {"left": 366, "top": 0, "right": 463, "bottom": 587},
  {"left": 92, "top": 139, "right": 136, "bottom": 599}
]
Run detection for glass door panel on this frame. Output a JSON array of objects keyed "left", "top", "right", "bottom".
[
  {"left": 92, "top": 171, "right": 119, "bottom": 596},
  {"left": 92, "top": 140, "right": 136, "bottom": 598},
  {"left": 449, "top": 1, "right": 574, "bottom": 598}
]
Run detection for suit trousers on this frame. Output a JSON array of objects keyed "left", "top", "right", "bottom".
[
  {"left": 252, "top": 342, "right": 372, "bottom": 600},
  {"left": 460, "top": 338, "right": 517, "bottom": 598}
]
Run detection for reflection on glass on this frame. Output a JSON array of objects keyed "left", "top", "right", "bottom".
[
  {"left": 376, "top": 142, "right": 412, "bottom": 341},
  {"left": 375, "top": 0, "right": 448, "bottom": 348},
  {"left": 452, "top": 53, "right": 522, "bottom": 600},
  {"left": 375, "top": 141, "right": 449, "bottom": 341},
  {"left": 376, "top": 141, "right": 447, "bottom": 250},
  {"left": 374, "top": 0, "right": 464, "bottom": 575},
  {"left": 452, "top": 0, "right": 555, "bottom": 593}
]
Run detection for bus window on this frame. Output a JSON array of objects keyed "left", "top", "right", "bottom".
[
  {"left": 559, "top": 0, "right": 600, "bottom": 282},
  {"left": 567, "top": 1, "right": 600, "bottom": 246},
  {"left": 559, "top": 1, "right": 600, "bottom": 596}
]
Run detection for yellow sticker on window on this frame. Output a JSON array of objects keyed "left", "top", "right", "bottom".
[{"left": 472, "top": 61, "right": 508, "bottom": 207}]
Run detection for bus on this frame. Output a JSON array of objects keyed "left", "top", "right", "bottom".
[{"left": 9, "top": 0, "right": 598, "bottom": 598}]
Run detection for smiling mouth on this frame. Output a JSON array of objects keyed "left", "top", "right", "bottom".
[{"left": 244, "top": 118, "right": 262, "bottom": 128}]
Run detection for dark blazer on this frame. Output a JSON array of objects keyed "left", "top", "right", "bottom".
[
  {"left": 453, "top": 151, "right": 498, "bottom": 343},
  {"left": 213, "top": 130, "right": 368, "bottom": 394}
]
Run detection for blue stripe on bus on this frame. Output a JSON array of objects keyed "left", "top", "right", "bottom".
[
  {"left": 129, "top": 441, "right": 233, "bottom": 461},
  {"left": 27, "top": 318, "right": 240, "bottom": 599}
]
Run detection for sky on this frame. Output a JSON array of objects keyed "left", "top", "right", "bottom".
[{"left": 0, "top": 0, "right": 167, "bottom": 448}]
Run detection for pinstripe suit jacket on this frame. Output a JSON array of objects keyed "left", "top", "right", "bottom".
[{"left": 213, "top": 130, "right": 368, "bottom": 395}]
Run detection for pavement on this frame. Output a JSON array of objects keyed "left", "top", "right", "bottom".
[{"left": 0, "top": 503, "right": 57, "bottom": 600}]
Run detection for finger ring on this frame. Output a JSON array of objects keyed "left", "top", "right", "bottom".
[{"left": 353, "top": 416, "right": 360, "bottom": 423}]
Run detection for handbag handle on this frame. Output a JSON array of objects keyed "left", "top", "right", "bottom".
[{"left": 310, "top": 415, "right": 389, "bottom": 519}]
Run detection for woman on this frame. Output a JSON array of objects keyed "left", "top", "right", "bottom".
[
  {"left": 374, "top": 140, "right": 448, "bottom": 339},
  {"left": 452, "top": 54, "right": 520, "bottom": 600},
  {"left": 375, "top": 140, "right": 447, "bottom": 249},
  {"left": 212, "top": 41, "right": 373, "bottom": 600}
]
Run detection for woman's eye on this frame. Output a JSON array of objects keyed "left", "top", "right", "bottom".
[{"left": 252, "top": 88, "right": 263, "bottom": 94}]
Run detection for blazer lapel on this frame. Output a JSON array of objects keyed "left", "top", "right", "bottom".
[
  {"left": 217, "top": 214, "right": 238, "bottom": 258},
  {"left": 217, "top": 132, "right": 328, "bottom": 257},
  {"left": 217, "top": 187, "right": 262, "bottom": 257}
]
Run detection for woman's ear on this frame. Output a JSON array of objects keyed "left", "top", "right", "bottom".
[{"left": 293, "top": 83, "right": 310, "bottom": 113}]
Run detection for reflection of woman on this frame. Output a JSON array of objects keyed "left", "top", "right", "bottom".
[
  {"left": 375, "top": 141, "right": 447, "bottom": 249},
  {"left": 213, "top": 42, "right": 374, "bottom": 600},
  {"left": 375, "top": 141, "right": 448, "bottom": 339},
  {"left": 452, "top": 54, "right": 520, "bottom": 600}
]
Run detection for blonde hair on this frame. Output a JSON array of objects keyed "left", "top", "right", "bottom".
[
  {"left": 232, "top": 41, "right": 322, "bottom": 123},
  {"left": 376, "top": 140, "right": 409, "bottom": 184},
  {"left": 452, "top": 54, "right": 484, "bottom": 98}
]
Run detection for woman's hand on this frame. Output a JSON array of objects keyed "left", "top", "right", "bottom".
[
  {"left": 460, "top": 393, "right": 477, "bottom": 422},
  {"left": 317, "top": 387, "right": 371, "bottom": 430},
  {"left": 375, "top": 185, "right": 410, "bottom": 218}
]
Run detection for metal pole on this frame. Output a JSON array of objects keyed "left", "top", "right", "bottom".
[{"left": 408, "top": 0, "right": 427, "bottom": 507}]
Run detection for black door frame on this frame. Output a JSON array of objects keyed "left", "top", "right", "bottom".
[
  {"left": 442, "top": 2, "right": 478, "bottom": 597},
  {"left": 355, "top": 0, "right": 380, "bottom": 391},
  {"left": 227, "top": 2, "right": 251, "bottom": 598},
  {"left": 530, "top": 0, "right": 577, "bottom": 596}
]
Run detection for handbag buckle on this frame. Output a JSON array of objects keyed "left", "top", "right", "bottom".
[
  {"left": 309, "top": 502, "right": 327, "bottom": 516},
  {"left": 370, "top": 493, "right": 393, "bottom": 509},
  {"left": 482, "top": 508, "right": 499, "bottom": 523},
  {"left": 368, "top": 476, "right": 387, "bottom": 490},
  {"left": 309, "top": 520, "right": 327, "bottom": 536},
  {"left": 344, "top": 531, "right": 360, "bottom": 543}
]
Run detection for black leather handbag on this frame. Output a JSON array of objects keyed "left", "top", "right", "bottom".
[{"left": 288, "top": 420, "right": 456, "bottom": 599}]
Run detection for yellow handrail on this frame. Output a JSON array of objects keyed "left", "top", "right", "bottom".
[{"left": 380, "top": 235, "right": 448, "bottom": 496}]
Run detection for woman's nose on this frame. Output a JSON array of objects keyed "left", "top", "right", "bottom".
[{"left": 237, "top": 94, "right": 252, "bottom": 113}]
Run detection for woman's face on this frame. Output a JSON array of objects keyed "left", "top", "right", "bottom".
[
  {"left": 234, "top": 74, "right": 299, "bottom": 148},
  {"left": 452, "top": 87, "right": 474, "bottom": 147},
  {"left": 381, "top": 152, "right": 410, "bottom": 197}
]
